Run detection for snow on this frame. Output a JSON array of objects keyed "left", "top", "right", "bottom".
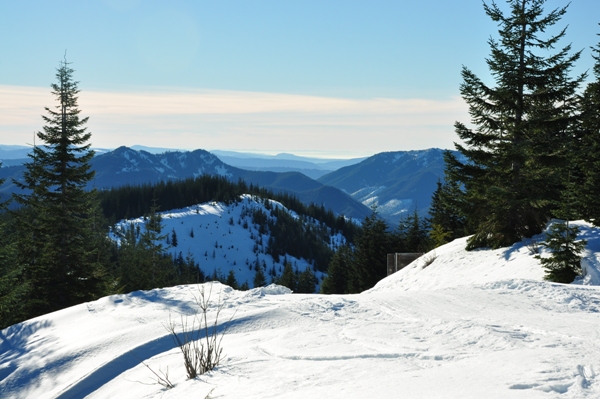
[
  {"left": 2, "top": 221, "right": 600, "bottom": 398},
  {"left": 112, "top": 195, "right": 330, "bottom": 287}
]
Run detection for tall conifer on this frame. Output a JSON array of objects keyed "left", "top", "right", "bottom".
[
  {"left": 445, "top": 0, "right": 584, "bottom": 249},
  {"left": 13, "top": 58, "right": 108, "bottom": 316},
  {"left": 578, "top": 29, "right": 600, "bottom": 224}
]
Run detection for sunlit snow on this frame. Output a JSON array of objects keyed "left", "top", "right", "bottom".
[{"left": 2, "top": 222, "right": 600, "bottom": 398}]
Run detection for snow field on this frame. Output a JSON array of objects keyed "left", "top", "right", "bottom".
[{"left": 2, "top": 220, "right": 600, "bottom": 398}]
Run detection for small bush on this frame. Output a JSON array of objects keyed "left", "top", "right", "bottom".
[{"left": 167, "top": 283, "right": 234, "bottom": 379}]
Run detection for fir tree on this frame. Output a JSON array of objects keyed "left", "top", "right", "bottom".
[
  {"left": 348, "top": 210, "right": 391, "bottom": 293},
  {"left": 171, "top": 228, "right": 178, "bottom": 247},
  {"left": 321, "top": 244, "right": 352, "bottom": 294},
  {"left": 445, "top": 0, "right": 584, "bottom": 249},
  {"left": 536, "top": 220, "right": 586, "bottom": 283},
  {"left": 225, "top": 270, "right": 239, "bottom": 290},
  {"left": 428, "top": 177, "right": 468, "bottom": 247},
  {"left": 296, "top": 267, "right": 317, "bottom": 294},
  {"left": 578, "top": 28, "right": 600, "bottom": 224},
  {"left": 0, "top": 190, "right": 27, "bottom": 328},
  {"left": 253, "top": 265, "right": 267, "bottom": 288},
  {"left": 277, "top": 262, "right": 298, "bottom": 292},
  {"left": 396, "top": 209, "right": 431, "bottom": 253},
  {"left": 12, "top": 58, "right": 109, "bottom": 316}
]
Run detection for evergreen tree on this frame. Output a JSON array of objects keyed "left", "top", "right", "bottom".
[
  {"left": 578, "top": 29, "right": 600, "bottom": 224},
  {"left": 225, "top": 270, "right": 239, "bottom": 290},
  {"left": 12, "top": 58, "right": 109, "bottom": 316},
  {"left": 0, "top": 192, "right": 27, "bottom": 329},
  {"left": 277, "top": 262, "right": 298, "bottom": 292},
  {"left": 445, "top": 0, "right": 584, "bottom": 249},
  {"left": 428, "top": 178, "right": 468, "bottom": 247},
  {"left": 171, "top": 228, "right": 178, "bottom": 247},
  {"left": 348, "top": 210, "right": 391, "bottom": 293},
  {"left": 115, "top": 201, "right": 175, "bottom": 291},
  {"left": 396, "top": 209, "right": 431, "bottom": 253},
  {"left": 320, "top": 244, "right": 353, "bottom": 294},
  {"left": 253, "top": 265, "right": 267, "bottom": 288},
  {"left": 536, "top": 220, "right": 586, "bottom": 283},
  {"left": 296, "top": 267, "right": 317, "bottom": 294}
]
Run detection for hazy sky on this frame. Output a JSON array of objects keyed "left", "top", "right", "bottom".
[{"left": 1, "top": 0, "right": 598, "bottom": 158}]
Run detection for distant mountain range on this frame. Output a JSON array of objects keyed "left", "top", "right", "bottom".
[
  {"left": 318, "top": 149, "right": 455, "bottom": 226},
  {"left": 211, "top": 150, "right": 367, "bottom": 180},
  {"left": 0, "top": 146, "right": 372, "bottom": 222},
  {"left": 0, "top": 145, "right": 454, "bottom": 226}
]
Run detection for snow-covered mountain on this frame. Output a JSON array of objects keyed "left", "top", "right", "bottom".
[
  {"left": 90, "top": 146, "right": 233, "bottom": 187},
  {"left": 0, "top": 146, "right": 371, "bottom": 221},
  {"left": 2, "top": 221, "right": 600, "bottom": 398},
  {"left": 318, "top": 148, "right": 455, "bottom": 225},
  {"left": 112, "top": 194, "right": 346, "bottom": 287}
]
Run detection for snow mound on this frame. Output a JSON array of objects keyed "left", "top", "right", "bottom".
[
  {"left": 248, "top": 284, "right": 293, "bottom": 296},
  {"left": 370, "top": 220, "right": 600, "bottom": 293}
]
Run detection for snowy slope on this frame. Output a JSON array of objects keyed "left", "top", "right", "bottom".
[
  {"left": 2, "top": 222, "right": 600, "bottom": 398},
  {"left": 113, "top": 195, "right": 345, "bottom": 287}
]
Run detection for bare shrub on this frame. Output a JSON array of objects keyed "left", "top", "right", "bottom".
[
  {"left": 525, "top": 238, "right": 541, "bottom": 255},
  {"left": 130, "top": 351, "right": 175, "bottom": 389},
  {"left": 167, "top": 283, "right": 235, "bottom": 379},
  {"left": 421, "top": 251, "right": 437, "bottom": 268}
]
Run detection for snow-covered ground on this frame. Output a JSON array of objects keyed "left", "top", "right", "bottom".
[{"left": 2, "top": 222, "right": 600, "bottom": 398}]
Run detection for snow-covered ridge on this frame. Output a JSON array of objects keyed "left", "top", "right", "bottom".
[
  {"left": 3, "top": 221, "right": 600, "bottom": 398},
  {"left": 373, "top": 220, "right": 600, "bottom": 293},
  {"left": 112, "top": 195, "right": 345, "bottom": 287}
]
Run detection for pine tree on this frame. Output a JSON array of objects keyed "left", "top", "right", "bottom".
[
  {"left": 348, "top": 210, "right": 391, "bottom": 293},
  {"left": 321, "top": 244, "right": 352, "bottom": 294},
  {"left": 277, "top": 262, "right": 298, "bottom": 292},
  {"left": 13, "top": 58, "right": 109, "bottom": 316},
  {"left": 445, "top": 0, "right": 584, "bottom": 249},
  {"left": 0, "top": 187, "right": 27, "bottom": 328},
  {"left": 536, "top": 221, "right": 586, "bottom": 283},
  {"left": 225, "top": 270, "right": 239, "bottom": 290},
  {"left": 296, "top": 267, "right": 317, "bottom": 294},
  {"left": 578, "top": 29, "right": 600, "bottom": 224},
  {"left": 428, "top": 177, "right": 468, "bottom": 247},
  {"left": 253, "top": 265, "right": 267, "bottom": 288},
  {"left": 171, "top": 228, "right": 178, "bottom": 247},
  {"left": 397, "top": 209, "right": 431, "bottom": 253}
]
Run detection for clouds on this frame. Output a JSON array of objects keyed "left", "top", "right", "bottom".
[{"left": 0, "top": 85, "right": 467, "bottom": 157}]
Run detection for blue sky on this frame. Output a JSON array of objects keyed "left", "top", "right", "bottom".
[{"left": 1, "top": 0, "right": 598, "bottom": 157}]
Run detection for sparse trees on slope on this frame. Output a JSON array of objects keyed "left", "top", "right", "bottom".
[{"left": 445, "top": 0, "right": 585, "bottom": 249}]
